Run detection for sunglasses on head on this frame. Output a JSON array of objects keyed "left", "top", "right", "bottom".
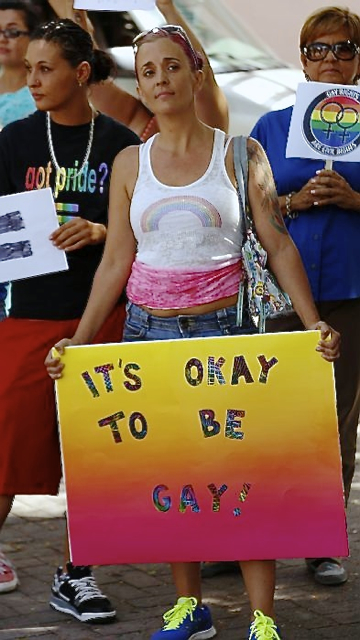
[
  {"left": 132, "top": 24, "right": 200, "bottom": 70},
  {"left": 0, "top": 28, "right": 29, "bottom": 39},
  {"left": 301, "top": 40, "right": 360, "bottom": 61},
  {"left": 133, "top": 24, "right": 187, "bottom": 47}
]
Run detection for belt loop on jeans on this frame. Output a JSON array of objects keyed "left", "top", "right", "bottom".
[
  {"left": 130, "top": 303, "right": 150, "bottom": 330},
  {"left": 139, "top": 305, "right": 150, "bottom": 330},
  {"left": 215, "top": 305, "right": 232, "bottom": 331}
]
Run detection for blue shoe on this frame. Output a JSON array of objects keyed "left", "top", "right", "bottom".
[
  {"left": 151, "top": 597, "right": 216, "bottom": 639},
  {"left": 248, "top": 610, "right": 281, "bottom": 639}
]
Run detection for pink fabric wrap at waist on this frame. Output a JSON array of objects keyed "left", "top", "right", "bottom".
[{"left": 126, "top": 260, "right": 244, "bottom": 310}]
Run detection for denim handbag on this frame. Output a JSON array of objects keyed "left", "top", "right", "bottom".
[{"left": 233, "top": 135, "right": 293, "bottom": 333}]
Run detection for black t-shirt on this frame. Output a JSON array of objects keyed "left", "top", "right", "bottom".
[{"left": 0, "top": 110, "right": 139, "bottom": 319}]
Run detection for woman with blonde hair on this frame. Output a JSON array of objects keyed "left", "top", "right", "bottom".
[
  {"left": 46, "top": 23, "right": 340, "bottom": 640},
  {"left": 48, "top": 0, "right": 229, "bottom": 139}
]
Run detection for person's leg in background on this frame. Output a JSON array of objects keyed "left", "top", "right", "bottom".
[
  {"left": 49, "top": 302, "right": 126, "bottom": 624},
  {"left": 0, "top": 496, "right": 18, "bottom": 593},
  {"left": 0, "top": 311, "right": 124, "bottom": 621},
  {"left": 320, "top": 298, "right": 360, "bottom": 506},
  {"left": 0, "top": 294, "right": 14, "bottom": 593},
  {"left": 304, "top": 298, "right": 360, "bottom": 585},
  {"left": 267, "top": 300, "right": 360, "bottom": 586}
]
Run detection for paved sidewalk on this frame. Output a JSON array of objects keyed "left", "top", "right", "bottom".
[{"left": 1, "top": 455, "right": 359, "bottom": 639}]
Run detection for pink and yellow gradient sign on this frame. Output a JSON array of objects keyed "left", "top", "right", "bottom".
[{"left": 56, "top": 331, "right": 348, "bottom": 566}]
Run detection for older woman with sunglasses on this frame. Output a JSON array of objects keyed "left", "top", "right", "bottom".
[
  {"left": 46, "top": 21, "right": 340, "bottom": 640},
  {"left": 251, "top": 6, "right": 360, "bottom": 586}
]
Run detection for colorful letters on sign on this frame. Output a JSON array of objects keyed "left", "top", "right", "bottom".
[{"left": 55, "top": 331, "right": 348, "bottom": 565}]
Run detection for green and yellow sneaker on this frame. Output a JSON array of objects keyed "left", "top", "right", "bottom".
[
  {"left": 248, "top": 610, "right": 281, "bottom": 639},
  {"left": 151, "top": 596, "right": 216, "bottom": 640}
]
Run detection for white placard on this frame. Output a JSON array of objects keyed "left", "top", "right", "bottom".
[
  {"left": 74, "top": 0, "right": 155, "bottom": 10},
  {"left": 0, "top": 188, "right": 68, "bottom": 281},
  {"left": 286, "top": 81, "right": 360, "bottom": 162}
]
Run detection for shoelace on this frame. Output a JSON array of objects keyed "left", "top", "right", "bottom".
[
  {"left": 67, "top": 575, "right": 106, "bottom": 604},
  {"left": 0, "top": 555, "right": 13, "bottom": 576},
  {"left": 162, "top": 596, "right": 198, "bottom": 630},
  {"left": 249, "top": 610, "right": 281, "bottom": 639},
  {"left": 0, "top": 563, "right": 11, "bottom": 575}
]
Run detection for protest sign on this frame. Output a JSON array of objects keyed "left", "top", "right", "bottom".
[
  {"left": 74, "top": 0, "right": 155, "bottom": 10},
  {"left": 286, "top": 81, "right": 360, "bottom": 162},
  {"left": 0, "top": 188, "right": 68, "bottom": 281},
  {"left": 56, "top": 331, "right": 348, "bottom": 565}
]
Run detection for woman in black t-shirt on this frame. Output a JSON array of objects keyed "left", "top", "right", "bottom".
[{"left": 0, "top": 18, "right": 139, "bottom": 620}]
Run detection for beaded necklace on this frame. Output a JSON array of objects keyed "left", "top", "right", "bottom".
[{"left": 46, "top": 109, "right": 95, "bottom": 180}]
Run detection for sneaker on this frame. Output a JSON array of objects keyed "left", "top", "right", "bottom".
[
  {"left": 305, "top": 557, "right": 348, "bottom": 585},
  {"left": 151, "top": 596, "right": 216, "bottom": 639},
  {"left": 0, "top": 552, "right": 19, "bottom": 593},
  {"left": 248, "top": 610, "right": 281, "bottom": 639},
  {"left": 49, "top": 562, "right": 116, "bottom": 623}
]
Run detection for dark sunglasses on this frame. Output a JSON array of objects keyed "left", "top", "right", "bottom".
[
  {"left": 0, "top": 28, "right": 29, "bottom": 39},
  {"left": 132, "top": 24, "right": 200, "bottom": 70},
  {"left": 301, "top": 40, "right": 360, "bottom": 61}
]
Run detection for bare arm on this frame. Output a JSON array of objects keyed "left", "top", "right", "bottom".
[
  {"left": 226, "top": 137, "right": 340, "bottom": 360},
  {"left": 245, "top": 138, "right": 318, "bottom": 327},
  {"left": 45, "top": 146, "right": 139, "bottom": 378},
  {"left": 71, "top": 147, "right": 138, "bottom": 344},
  {"left": 156, "top": 0, "right": 229, "bottom": 131},
  {"left": 48, "top": 1, "right": 228, "bottom": 135},
  {"left": 89, "top": 82, "right": 153, "bottom": 138}
]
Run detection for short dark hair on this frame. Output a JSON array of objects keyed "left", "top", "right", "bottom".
[
  {"left": 30, "top": 18, "right": 116, "bottom": 84},
  {"left": 300, "top": 6, "right": 360, "bottom": 48},
  {"left": 0, "top": 1, "right": 42, "bottom": 33}
]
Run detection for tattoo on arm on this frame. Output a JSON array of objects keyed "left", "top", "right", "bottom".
[{"left": 247, "top": 139, "right": 287, "bottom": 235}]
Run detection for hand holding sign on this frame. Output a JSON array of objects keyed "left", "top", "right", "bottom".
[
  {"left": 50, "top": 217, "right": 106, "bottom": 252},
  {"left": 308, "top": 167, "right": 360, "bottom": 209},
  {"left": 46, "top": 340, "right": 72, "bottom": 380}
]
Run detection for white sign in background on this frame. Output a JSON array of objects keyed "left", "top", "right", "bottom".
[
  {"left": 286, "top": 81, "right": 360, "bottom": 162},
  {"left": 74, "top": 0, "right": 155, "bottom": 10},
  {"left": 0, "top": 188, "right": 68, "bottom": 281}
]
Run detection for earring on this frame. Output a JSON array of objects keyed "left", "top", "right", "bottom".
[
  {"left": 303, "top": 70, "right": 311, "bottom": 82},
  {"left": 78, "top": 81, "right": 82, "bottom": 87}
]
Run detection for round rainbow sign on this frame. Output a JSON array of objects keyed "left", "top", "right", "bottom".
[{"left": 303, "top": 87, "right": 360, "bottom": 157}]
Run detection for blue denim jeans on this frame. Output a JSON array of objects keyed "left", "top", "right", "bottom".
[{"left": 123, "top": 302, "right": 256, "bottom": 343}]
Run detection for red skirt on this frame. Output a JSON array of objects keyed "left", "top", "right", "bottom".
[{"left": 0, "top": 304, "right": 125, "bottom": 495}]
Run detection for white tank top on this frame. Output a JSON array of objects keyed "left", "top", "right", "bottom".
[{"left": 127, "top": 129, "right": 244, "bottom": 309}]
